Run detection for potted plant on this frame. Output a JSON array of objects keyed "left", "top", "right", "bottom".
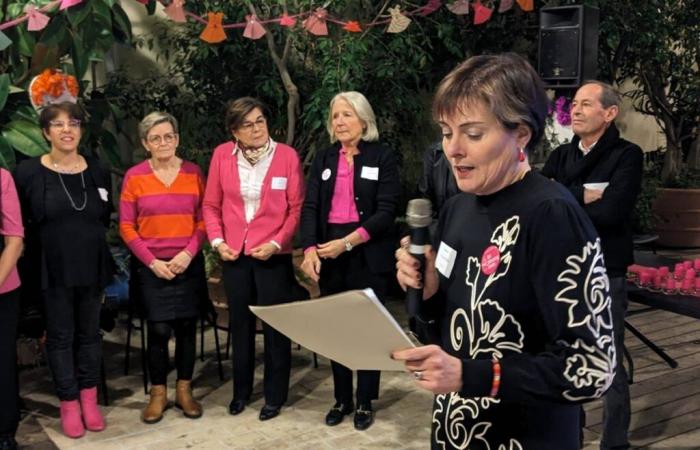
[{"left": 598, "top": 0, "right": 700, "bottom": 246}]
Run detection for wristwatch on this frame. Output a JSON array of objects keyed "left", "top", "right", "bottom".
[
  {"left": 211, "top": 238, "right": 224, "bottom": 250},
  {"left": 342, "top": 238, "right": 353, "bottom": 252}
]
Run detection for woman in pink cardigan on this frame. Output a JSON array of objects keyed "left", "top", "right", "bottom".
[{"left": 203, "top": 97, "right": 304, "bottom": 422}]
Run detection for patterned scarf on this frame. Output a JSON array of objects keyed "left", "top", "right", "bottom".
[{"left": 237, "top": 138, "right": 273, "bottom": 166}]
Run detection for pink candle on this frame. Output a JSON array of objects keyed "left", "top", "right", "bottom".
[
  {"left": 694, "top": 259, "right": 700, "bottom": 271},
  {"left": 639, "top": 271, "right": 653, "bottom": 286},
  {"left": 684, "top": 269, "right": 696, "bottom": 280},
  {"left": 695, "top": 277, "right": 700, "bottom": 293},
  {"left": 683, "top": 260, "right": 693, "bottom": 270},
  {"left": 663, "top": 277, "right": 677, "bottom": 294},
  {"left": 653, "top": 274, "right": 663, "bottom": 288},
  {"left": 658, "top": 266, "right": 670, "bottom": 278},
  {"left": 674, "top": 263, "right": 685, "bottom": 280},
  {"left": 681, "top": 278, "right": 694, "bottom": 294}
]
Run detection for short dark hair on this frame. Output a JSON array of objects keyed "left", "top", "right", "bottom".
[
  {"left": 38, "top": 102, "right": 85, "bottom": 133},
  {"left": 433, "top": 53, "right": 548, "bottom": 152},
  {"left": 225, "top": 97, "right": 269, "bottom": 132},
  {"left": 581, "top": 80, "right": 621, "bottom": 109}
]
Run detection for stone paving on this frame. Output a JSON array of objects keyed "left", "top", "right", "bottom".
[{"left": 16, "top": 297, "right": 621, "bottom": 449}]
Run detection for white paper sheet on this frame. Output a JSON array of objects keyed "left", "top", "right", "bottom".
[{"left": 249, "top": 289, "right": 415, "bottom": 371}]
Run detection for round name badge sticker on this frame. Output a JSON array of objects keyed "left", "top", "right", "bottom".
[
  {"left": 481, "top": 245, "right": 501, "bottom": 276},
  {"left": 322, "top": 168, "right": 332, "bottom": 181}
]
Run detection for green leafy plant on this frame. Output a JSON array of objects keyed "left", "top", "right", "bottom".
[{"left": 0, "top": 0, "right": 133, "bottom": 170}]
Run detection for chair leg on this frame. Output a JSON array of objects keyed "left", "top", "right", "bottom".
[
  {"left": 140, "top": 317, "right": 148, "bottom": 395},
  {"left": 199, "top": 316, "right": 205, "bottom": 362},
  {"left": 124, "top": 304, "right": 133, "bottom": 375},
  {"left": 624, "top": 320, "right": 678, "bottom": 369},
  {"left": 225, "top": 330, "right": 231, "bottom": 360},
  {"left": 211, "top": 314, "right": 224, "bottom": 381},
  {"left": 313, "top": 352, "right": 318, "bottom": 369},
  {"left": 100, "top": 355, "right": 109, "bottom": 406}
]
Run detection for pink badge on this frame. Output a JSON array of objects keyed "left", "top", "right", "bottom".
[{"left": 481, "top": 245, "right": 501, "bottom": 275}]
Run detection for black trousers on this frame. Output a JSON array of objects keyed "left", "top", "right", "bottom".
[
  {"left": 147, "top": 318, "right": 197, "bottom": 385},
  {"left": 43, "top": 286, "right": 102, "bottom": 400},
  {"left": 222, "top": 254, "right": 297, "bottom": 406},
  {"left": 319, "top": 224, "right": 390, "bottom": 406},
  {"left": 0, "top": 289, "right": 20, "bottom": 436}
]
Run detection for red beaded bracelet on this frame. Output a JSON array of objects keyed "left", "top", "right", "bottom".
[{"left": 490, "top": 358, "right": 501, "bottom": 398}]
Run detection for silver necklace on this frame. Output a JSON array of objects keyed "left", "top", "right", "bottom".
[{"left": 56, "top": 171, "right": 87, "bottom": 211}]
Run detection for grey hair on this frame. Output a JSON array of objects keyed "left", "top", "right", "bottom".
[
  {"left": 326, "top": 91, "right": 379, "bottom": 143},
  {"left": 138, "top": 111, "right": 179, "bottom": 141},
  {"left": 581, "top": 80, "right": 621, "bottom": 109}
]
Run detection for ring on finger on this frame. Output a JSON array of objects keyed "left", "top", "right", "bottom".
[{"left": 413, "top": 370, "right": 423, "bottom": 381}]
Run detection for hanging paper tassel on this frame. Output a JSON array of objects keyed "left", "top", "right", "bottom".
[
  {"left": 279, "top": 13, "right": 296, "bottom": 27},
  {"left": 473, "top": 2, "right": 493, "bottom": 24},
  {"left": 516, "top": 0, "right": 534, "bottom": 11},
  {"left": 135, "top": 0, "right": 148, "bottom": 4},
  {"left": 200, "top": 12, "right": 226, "bottom": 44},
  {"left": 243, "top": 14, "right": 266, "bottom": 39},
  {"left": 303, "top": 8, "right": 328, "bottom": 36},
  {"left": 386, "top": 6, "right": 411, "bottom": 33},
  {"left": 498, "top": 0, "right": 514, "bottom": 12},
  {"left": 0, "top": 31, "right": 12, "bottom": 51},
  {"left": 343, "top": 21, "right": 362, "bottom": 33},
  {"left": 446, "top": 0, "right": 470, "bottom": 15},
  {"left": 26, "top": 6, "right": 50, "bottom": 32},
  {"left": 59, "top": 0, "right": 82, "bottom": 10},
  {"left": 164, "top": 0, "right": 187, "bottom": 23}
]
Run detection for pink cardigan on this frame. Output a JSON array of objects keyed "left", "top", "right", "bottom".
[{"left": 203, "top": 141, "right": 305, "bottom": 255}]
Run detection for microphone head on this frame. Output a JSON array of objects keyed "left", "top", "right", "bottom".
[{"left": 406, "top": 198, "right": 433, "bottom": 228}]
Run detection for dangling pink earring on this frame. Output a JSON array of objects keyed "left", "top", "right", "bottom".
[{"left": 518, "top": 147, "right": 525, "bottom": 162}]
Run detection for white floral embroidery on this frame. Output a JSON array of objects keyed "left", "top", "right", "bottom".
[
  {"left": 554, "top": 238, "right": 616, "bottom": 400},
  {"left": 435, "top": 216, "right": 524, "bottom": 450}
]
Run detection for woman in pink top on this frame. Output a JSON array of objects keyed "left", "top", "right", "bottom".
[
  {"left": 203, "top": 97, "right": 304, "bottom": 421},
  {"left": 0, "top": 168, "right": 25, "bottom": 450}
]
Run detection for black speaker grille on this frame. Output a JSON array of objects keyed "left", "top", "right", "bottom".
[{"left": 539, "top": 29, "right": 580, "bottom": 78}]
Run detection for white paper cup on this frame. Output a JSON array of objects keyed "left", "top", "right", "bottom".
[{"left": 583, "top": 182, "right": 610, "bottom": 191}]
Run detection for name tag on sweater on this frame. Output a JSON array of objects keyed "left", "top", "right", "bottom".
[
  {"left": 361, "top": 166, "right": 378, "bottom": 180},
  {"left": 435, "top": 241, "right": 456, "bottom": 278},
  {"left": 98, "top": 188, "right": 109, "bottom": 202},
  {"left": 271, "top": 177, "right": 287, "bottom": 190}
]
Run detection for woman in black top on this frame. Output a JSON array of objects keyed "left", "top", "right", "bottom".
[
  {"left": 299, "top": 91, "right": 401, "bottom": 431},
  {"left": 394, "top": 54, "right": 616, "bottom": 449},
  {"left": 14, "top": 102, "right": 112, "bottom": 440}
]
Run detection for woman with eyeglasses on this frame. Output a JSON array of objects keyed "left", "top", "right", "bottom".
[
  {"left": 119, "top": 112, "right": 207, "bottom": 424},
  {"left": 203, "top": 97, "right": 304, "bottom": 422},
  {"left": 14, "top": 101, "right": 113, "bottom": 439}
]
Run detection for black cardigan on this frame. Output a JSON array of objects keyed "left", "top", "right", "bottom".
[
  {"left": 540, "top": 124, "right": 643, "bottom": 276},
  {"left": 14, "top": 155, "right": 113, "bottom": 291},
  {"left": 299, "top": 140, "right": 401, "bottom": 274}
]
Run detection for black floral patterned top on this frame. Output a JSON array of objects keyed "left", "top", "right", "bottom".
[{"left": 430, "top": 171, "right": 616, "bottom": 450}]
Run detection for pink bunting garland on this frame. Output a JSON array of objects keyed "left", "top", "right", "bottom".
[
  {"left": 303, "top": 8, "right": 328, "bottom": 36},
  {"left": 279, "top": 13, "right": 296, "bottom": 27},
  {"left": 164, "top": 0, "right": 187, "bottom": 23},
  {"left": 446, "top": 0, "right": 470, "bottom": 15},
  {"left": 498, "top": 0, "right": 514, "bottom": 13},
  {"left": 473, "top": 1, "right": 493, "bottom": 25},
  {"left": 59, "top": 0, "right": 82, "bottom": 10},
  {"left": 243, "top": 14, "right": 266, "bottom": 39},
  {"left": 26, "top": 6, "right": 50, "bottom": 31}
]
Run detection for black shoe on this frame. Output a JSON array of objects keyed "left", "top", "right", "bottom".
[
  {"left": 0, "top": 435, "right": 17, "bottom": 450},
  {"left": 353, "top": 404, "right": 374, "bottom": 431},
  {"left": 259, "top": 404, "right": 281, "bottom": 421},
  {"left": 228, "top": 399, "right": 247, "bottom": 416},
  {"left": 325, "top": 402, "right": 354, "bottom": 426}
]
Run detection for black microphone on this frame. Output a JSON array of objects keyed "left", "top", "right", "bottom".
[{"left": 405, "top": 198, "right": 433, "bottom": 317}]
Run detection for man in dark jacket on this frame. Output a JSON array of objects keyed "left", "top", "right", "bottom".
[{"left": 541, "top": 81, "right": 643, "bottom": 450}]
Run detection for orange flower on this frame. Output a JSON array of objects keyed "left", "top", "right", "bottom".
[
  {"left": 30, "top": 68, "right": 79, "bottom": 108},
  {"left": 343, "top": 21, "right": 362, "bottom": 32}
]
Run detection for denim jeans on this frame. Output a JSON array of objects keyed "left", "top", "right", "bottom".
[
  {"left": 600, "top": 277, "right": 630, "bottom": 450},
  {"left": 43, "top": 286, "right": 102, "bottom": 401}
]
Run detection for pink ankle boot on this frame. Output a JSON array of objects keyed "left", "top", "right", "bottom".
[
  {"left": 59, "top": 400, "right": 85, "bottom": 438},
  {"left": 79, "top": 387, "right": 105, "bottom": 432}
]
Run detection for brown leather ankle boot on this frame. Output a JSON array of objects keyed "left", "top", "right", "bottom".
[
  {"left": 142, "top": 385, "right": 168, "bottom": 424},
  {"left": 175, "top": 380, "right": 202, "bottom": 419}
]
